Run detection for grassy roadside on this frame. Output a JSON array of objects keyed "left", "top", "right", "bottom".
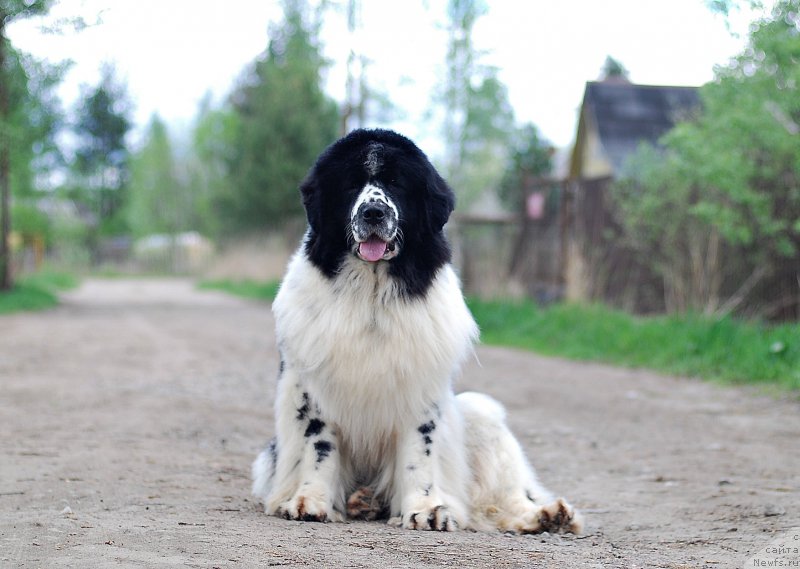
[
  {"left": 468, "top": 299, "right": 799, "bottom": 390},
  {"left": 199, "top": 279, "right": 799, "bottom": 390},
  {"left": 0, "top": 271, "right": 79, "bottom": 315},
  {"left": 198, "top": 279, "right": 281, "bottom": 302}
]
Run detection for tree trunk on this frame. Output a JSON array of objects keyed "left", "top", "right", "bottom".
[{"left": 0, "top": 19, "right": 13, "bottom": 291}]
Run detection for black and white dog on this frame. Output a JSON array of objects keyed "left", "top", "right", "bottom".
[{"left": 252, "top": 129, "right": 582, "bottom": 534}]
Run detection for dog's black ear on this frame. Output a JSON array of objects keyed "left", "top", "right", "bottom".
[
  {"left": 300, "top": 173, "right": 320, "bottom": 231},
  {"left": 426, "top": 168, "right": 456, "bottom": 232}
]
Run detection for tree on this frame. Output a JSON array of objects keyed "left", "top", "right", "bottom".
[
  {"left": 498, "top": 124, "right": 553, "bottom": 209},
  {"left": 612, "top": 145, "right": 727, "bottom": 314},
  {"left": 126, "top": 115, "right": 184, "bottom": 238},
  {"left": 0, "top": 0, "right": 56, "bottom": 290},
  {"left": 600, "top": 56, "right": 630, "bottom": 81},
  {"left": 184, "top": 94, "right": 240, "bottom": 238},
  {"left": 72, "top": 63, "right": 132, "bottom": 234},
  {"left": 612, "top": 0, "right": 800, "bottom": 317},
  {"left": 223, "top": 0, "right": 339, "bottom": 233},
  {"left": 440, "top": 0, "right": 515, "bottom": 207}
]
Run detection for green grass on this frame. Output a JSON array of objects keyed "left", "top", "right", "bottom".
[
  {"left": 197, "top": 279, "right": 799, "bottom": 390},
  {"left": 198, "top": 279, "right": 281, "bottom": 302},
  {"left": 468, "top": 299, "right": 800, "bottom": 390},
  {"left": 0, "top": 270, "right": 79, "bottom": 315}
]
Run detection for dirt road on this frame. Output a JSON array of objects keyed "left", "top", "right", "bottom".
[{"left": 1, "top": 278, "right": 798, "bottom": 568}]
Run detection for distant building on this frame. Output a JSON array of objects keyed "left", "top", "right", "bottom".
[
  {"left": 569, "top": 80, "right": 700, "bottom": 180},
  {"left": 563, "top": 80, "right": 700, "bottom": 310}
]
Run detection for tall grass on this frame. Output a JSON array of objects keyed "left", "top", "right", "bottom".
[{"left": 0, "top": 271, "right": 79, "bottom": 314}]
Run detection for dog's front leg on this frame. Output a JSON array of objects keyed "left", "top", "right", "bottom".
[
  {"left": 275, "top": 389, "right": 343, "bottom": 522},
  {"left": 394, "top": 408, "right": 460, "bottom": 531}
]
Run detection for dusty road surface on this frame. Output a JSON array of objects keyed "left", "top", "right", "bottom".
[{"left": 1, "top": 278, "right": 798, "bottom": 568}]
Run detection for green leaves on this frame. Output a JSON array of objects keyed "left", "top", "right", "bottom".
[
  {"left": 126, "top": 115, "right": 181, "bottom": 238},
  {"left": 612, "top": 0, "right": 800, "bottom": 316},
  {"left": 223, "top": 0, "right": 338, "bottom": 233},
  {"left": 498, "top": 124, "right": 553, "bottom": 209},
  {"left": 71, "top": 63, "right": 133, "bottom": 228}
]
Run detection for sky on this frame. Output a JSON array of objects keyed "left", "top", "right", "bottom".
[{"left": 7, "top": 0, "right": 764, "bottom": 158}]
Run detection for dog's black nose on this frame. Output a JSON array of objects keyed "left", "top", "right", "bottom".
[{"left": 360, "top": 203, "right": 388, "bottom": 225}]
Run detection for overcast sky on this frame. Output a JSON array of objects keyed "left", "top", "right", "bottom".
[{"left": 8, "top": 0, "right": 763, "bottom": 157}]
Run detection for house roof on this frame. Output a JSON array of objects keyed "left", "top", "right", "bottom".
[{"left": 577, "top": 81, "right": 701, "bottom": 176}]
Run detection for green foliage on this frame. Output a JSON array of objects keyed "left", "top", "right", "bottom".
[
  {"left": 675, "top": 0, "right": 800, "bottom": 258},
  {"left": 185, "top": 95, "right": 241, "bottom": 238},
  {"left": 222, "top": 0, "right": 339, "bottom": 233},
  {"left": 126, "top": 114, "right": 184, "bottom": 238},
  {"left": 666, "top": 0, "right": 800, "bottom": 258},
  {"left": 0, "top": 269, "right": 77, "bottom": 314},
  {"left": 600, "top": 55, "right": 629, "bottom": 80},
  {"left": 12, "top": 202, "right": 50, "bottom": 242},
  {"left": 612, "top": 0, "right": 800, "bottom": 316},
  {"left": 612, "top": 143, "right": 731, "bottom": 313},
  {"left": 0, "top": 1, "right": 53, "bottom": 21},
  {"left": 72, "top": 63, "right": 133, "bottom": 229},
  {"left": 498, "top": 124, "right": 553, "bottom": 208},
  {"left": 468, "top": 298, "right": 800, "bottom": 390},
  {"left": 197, "top": 279, "right": 280, "bottom": 301},
  {"left": 2, "top": 47, "right": 65, "bottom": 197}
]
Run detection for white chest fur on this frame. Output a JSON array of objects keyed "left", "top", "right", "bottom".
[{"left": 272, "top": 251, "right": 478, "bottom": 433}]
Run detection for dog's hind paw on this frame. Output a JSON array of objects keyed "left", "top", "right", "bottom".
[
  {"left": 402, "top": 505, "right": 458, "bottom": 532},
  {"left": 515, "top": 498, "right": 583, "bottom": 535},
  {"left": 346, "top": 486, "right": 388, "bottom": 521}
]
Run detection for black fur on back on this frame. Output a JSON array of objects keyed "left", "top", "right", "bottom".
[{"left": 299, "top": 129, "right": 456, "bottom": 299}]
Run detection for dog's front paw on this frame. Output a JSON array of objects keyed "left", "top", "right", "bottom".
[
  {"left": 537, "top": 498, "right": 582, "bottom": 534},
  {"left": 402, "top": 505, "right": 458, "bottom": 532},
  {"left": 277, "top": 493, "right": 339, "bottom": 523},
  {"left": 514, "top": 498, "right": 583, "bottom": 535}
]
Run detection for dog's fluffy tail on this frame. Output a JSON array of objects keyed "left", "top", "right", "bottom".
[{"left": 251, "top": 438, "right": 277, "bottom": 504}]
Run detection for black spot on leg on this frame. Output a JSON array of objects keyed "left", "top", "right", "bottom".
[
  {"left": 304, "top": 418, "right": 326, "bottom": 438},
  {"left": 526, "top": 490, "right": 536, "bottom": 503},
  {"left": 314, "top": 440, "right": 333, "bottom": 463},
  {"left": 422, "top": 484, "right": 432, "bottom": 496},
  {"left": 279, "top": 359, "right": 285, "bottom": 374},
  {"left": 418, "top": 420, "right": 436, "bottom": 435},
  {"left": 267, "top": 438, "right": 278, "bottom": 479},
  {"left": 419, "top": 421, "right": 435, "bottom": 456},
  {"left": 296, "top": 392, "right": 310, "bottom": 421}
]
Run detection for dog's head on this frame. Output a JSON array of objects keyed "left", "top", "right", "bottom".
[{"left": 299, "top": 129, "right": 455, "bottom": 286}]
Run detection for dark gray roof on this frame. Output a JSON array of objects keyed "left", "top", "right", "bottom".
[{"left": 584, "top": 81, "right": 701, "bottom": 174}]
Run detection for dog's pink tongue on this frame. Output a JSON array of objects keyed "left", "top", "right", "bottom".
[{"left": 359, "top": 238, "right": 387, "bottom": 262}]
